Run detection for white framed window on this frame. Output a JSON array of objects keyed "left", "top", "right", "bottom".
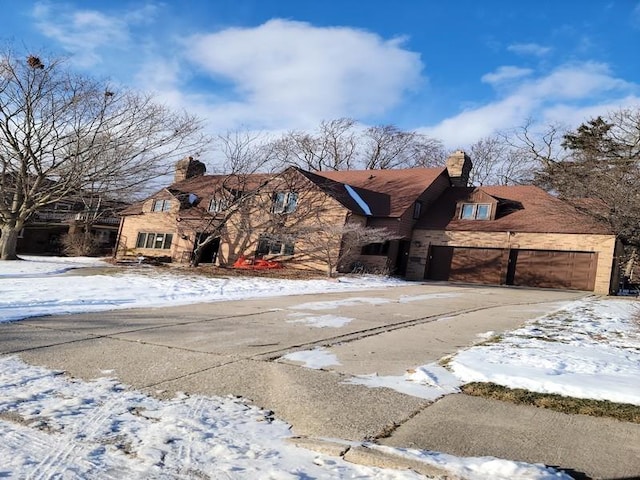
[
  {"left": 272, "top": 192, "right": 298, "bottom": 214},
  {"left": 135, "top": 232, "right": 173, "bottom": 249},
  {"left": 208, "top": 198, "right": 228, "bottom": 213},
  {"left": 460, "top": 203, "right": 491, "bottom": 220},
  {"left": 152, "top": 199, "right": 172, "bottom": 212}
]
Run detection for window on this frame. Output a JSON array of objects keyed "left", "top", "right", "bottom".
[
  {"left": 208, "top": 198, "right": 228, "bottom": 213},
  {"left": 152, "top": 199, "right": 172, "bottom": 212},
  {"left": 135, "top": 232, "right": 173, "bottom": 249},
  {"left": 256, "top": 235, "right": 295, "bottom": 256},
  {"left": 362, "top": 241, "right": 390, "bottom": 256},
  {"left": 460, "top": 203, "right": 491, "bottom": 220},
  {"left": 94, "top": 230, "right": 110, "bottom": 244},
  {"left": 272, "top": 192, "right": 298, "bottom": 213},
  {"left": 413, "top": 201, "right": 423, "bottom": 220}
]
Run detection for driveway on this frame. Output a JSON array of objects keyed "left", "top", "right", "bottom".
[{"left": 2, "top": 283, "right": 639, "bottom": 478}]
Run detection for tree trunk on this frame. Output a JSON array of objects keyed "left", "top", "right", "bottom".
[{"left": 0, "top": 225, "right": 20, "bottom": 260}]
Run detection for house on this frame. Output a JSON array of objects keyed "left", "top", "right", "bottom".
[
  {"left": 116, "top": 153, "right": 620, "bottom": 294},
  {"left": 405, "top": 153, "right": 620, "bottom": 294},
  {"left": 115, "top": 156, "right": 450, "bottom": 273},
  {"left": 17, "top": 197, "right": 124, "bottom": 255}
]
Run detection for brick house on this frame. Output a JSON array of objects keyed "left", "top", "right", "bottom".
[
  {"left": 116, "top": 153, "right": 620, "bottom": 293},
  {"left": 406, "top": 154, "right": 620, "bottom": 294},
  {"left": 115, "top": 156, "right": 450, "bottom": 274}
]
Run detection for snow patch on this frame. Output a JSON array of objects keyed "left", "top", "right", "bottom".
[
  {"left": 281, "top": 348, "right": 342, "bottom": 369},
  {"left": 346, "top": 363, "right": 461, "bottom": 400}
]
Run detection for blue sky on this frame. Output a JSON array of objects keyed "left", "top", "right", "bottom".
[{"left": 1, "top": 1, "right": 639, "bottom": 150}]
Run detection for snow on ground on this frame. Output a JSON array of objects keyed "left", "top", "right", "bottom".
[
  {"left": 281, "top": 347, "right": 341, "bottom": 369},
  {"left": 346, "top": 363, "right": 461, "bottom": 401},
  {"left": 449, "top": 297, "right": 640, "bottom": 405},
  {"left": 0, "top": 255, "right": 108, "bottom": 276},
  {"left": 286, "top": 312, "right": 354, "bottom": 328},
  {"left": 0, "top": 356, "right": 421, "bottom": 480},
  {"left": 297, "top": 297, "right": 639, "bottom": 407},
  {"left": 0, "top": 355, "right": 569, "bottom": 480},
  {"left": 288, "top": 297, "right": 391, "bottom": 311},
  {"left": 0, "top": 256, "right": 404, "bottom": 323},
  {"left": 0, "top": 256, "right": 625, "bottom": 478}
]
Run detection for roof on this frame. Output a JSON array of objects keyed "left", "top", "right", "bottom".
[
  {"left": 295, "top": 168, "right": 390, "bottom": 216},
  {"left": 121, "top": 167, "right": 442, "bottom": 218},
  {"left": 315, "top": 167, "right": 446, "bottom": 217},
  {"left": 119, "top": 173, "right": 277, "bottom": 216},
  {"left": 417, "top": 185, "right": 614, "bottom": 235}
]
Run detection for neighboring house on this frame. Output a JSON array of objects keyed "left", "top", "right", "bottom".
[
  {"left": 17, "top": 197, "right": 124, "bottom": 255},
  {"left": 116, "top": 153, "right": 620, "bottom": 294}
]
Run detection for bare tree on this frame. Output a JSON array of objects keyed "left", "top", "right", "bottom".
[
  {"left": 187, "top": 132, "right": 277, "bottom": 266},
  {"left": 270, "top": 118, "right": 445, "bottom": 172},
  {"left": 285, "top": 222, "right": 399, "bottom": 277},
  {"left": 361, "top": 125, "right": 445, "bottom": 169},
  {"left": 468, "top": 134, "right": 532, "bottom": 186},
  {"left": 272, "top": 118, "right": 358, "bottom": 171},
  {"left": 510, "top": 109, "right": 640, "bottom": 250},
  {"left": 0, "top": 47, "right": 208, "bottom": 260}
]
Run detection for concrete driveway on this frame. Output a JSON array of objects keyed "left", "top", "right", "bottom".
[{"left": 2, "top": 283, "right": 639, "bottom": 479}]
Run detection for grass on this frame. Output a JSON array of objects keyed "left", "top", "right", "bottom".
[{"left": 461, "top": 382, "right": 640, "bottom": 424}]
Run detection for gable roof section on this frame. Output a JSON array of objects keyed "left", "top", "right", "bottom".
[
  {"left": 315, "top": 167, "right": 447, "bottom": 217},
  {"left": 417, "top": 185, "right": 613, "bottom": 235},
  {"left": 295, "top": 168, "right": 390, "bottom": 216}
]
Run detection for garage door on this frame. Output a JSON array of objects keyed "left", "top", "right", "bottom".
[
  {"left": 426, "top": 246, "right": 506, "bottom": 284},
  {"left": 511, "top": 250, "right": 597, "bottom": 291}
]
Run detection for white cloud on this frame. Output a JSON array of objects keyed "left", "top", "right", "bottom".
[
  {"left": 481, "top": 66, "right": 533, "bottom": 85},
  {"left": 182, "top": 19, "right": 423, "bottom": 130},
  {"left": 31, "top": 2, "right": 156, "bottom": 67},
  {"left": 507, "top": 43, "right": 552, "bottom": 56},
  {"left": 422, "top": 62, "right": 639, "bottom": 148}
]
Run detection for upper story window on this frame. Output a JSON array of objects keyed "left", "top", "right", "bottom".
[
  {"left": 152, "top": 199, "right": 172, "bottom": 212},
  {"left": 460, "top": 203, "right": 491, "bottom": 220},
  {"left": 208, "top": 198, "right": 228, "bottom": 213},
  {"left": 413, "top": 201, "right": 423, "bottom": 220},
  {"left": 272, "top": 192, "right": 298, "bottom": 214}
]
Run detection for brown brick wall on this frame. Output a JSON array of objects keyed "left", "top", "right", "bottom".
[
  {"left": 117, "top": 183, "right": 352, "bottom": 272},
  {"left": 406, "top": 229, "right": 617, "bottom": 294}
]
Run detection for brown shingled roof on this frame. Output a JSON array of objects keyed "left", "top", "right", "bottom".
[
  {"left": 296, "top": 168, "right": 390, "bottom": 216},
  {"left": 418, "top": 185, "right": 613, "bottom": 235},
  {"left": 316, "top": 167, "right": 446, "bottom": 217}
]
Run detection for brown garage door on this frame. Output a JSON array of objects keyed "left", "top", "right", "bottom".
[
  {"left": 427, "top": 246, "right": 506, "bottom": 284},
  {"left": 512, "top": 250, "right": 597, "bottom": 291}
]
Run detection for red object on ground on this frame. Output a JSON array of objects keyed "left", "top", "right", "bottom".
[{"left": 232, "top": 255, "right": 282, "bottom": 269}]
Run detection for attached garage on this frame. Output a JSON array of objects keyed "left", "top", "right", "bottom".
[
  {"left": 407, "top": 186, "right": 619, "bottom": 295},
  {"left": 510, "top": 249, "right": 597, "bottom": 291},
  {"left": 427, "top": 246, "right": 506, "bottom": 285},
  {"left": 426, "top": 246, "right": 598, "bottom": 292}
]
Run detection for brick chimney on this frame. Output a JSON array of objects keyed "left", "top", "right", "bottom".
[
  {"left": 446, "top": 150, "right": 472, "bottom": 187},
  {"left": 174, "top": 156, "right": 206, "bottom": 183}
]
